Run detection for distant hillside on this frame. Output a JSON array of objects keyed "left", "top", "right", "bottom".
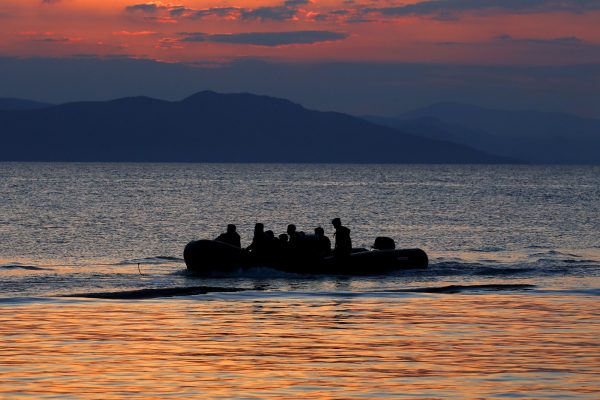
[
  {"left": 0, "top": 91, "right": 515, "bottom": 163},
  {"left": 365, "top": 103, "right": 600, "bottom": 164},
  {"left": 0, "top": 98, "right": 52, "bottom": 110}
]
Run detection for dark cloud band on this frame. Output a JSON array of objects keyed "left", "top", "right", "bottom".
[
  {"left": 180, "top": 31, "right": 349, "bottom": 46},
  {"left": 364, "top": 0, "right": 600, "bottom": 17},
  {"left": 496, "top": 34, "right": 583, "bottom": 45},
  {"left": 126, "top": 3, "right": 166, "bottom": 13},
  {"left": 126, "top": 0, "right": 310, "bottom": 22}
]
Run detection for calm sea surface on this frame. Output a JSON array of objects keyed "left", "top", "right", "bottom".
[{"left": 1, "top": 163, "right": 599, "bottom": 399}]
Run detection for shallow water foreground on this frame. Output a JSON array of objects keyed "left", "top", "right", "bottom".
[{"left": 2, "top": 291, "right": 599, "bottom": 399}]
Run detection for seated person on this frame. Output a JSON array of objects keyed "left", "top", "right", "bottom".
[
  {"left": 246, "top": 223, "right": 268, "bottom": 255},
  {"left": 287, "top": 224, "right": 302, "bottom": 247},
  {"left": 278, "top": 233, "right": 291, "bottom": 254},
  {"left": 278, "top": 233, "right": 289, "bottom": 245},
  {"left": 264, "top": 230, "right": 284, "bottom": 261},
  {"left": 265, "top": 230, "right": 279, "bottom": 251},
  {"left": 214, "top": 224, "right": 241, "bottom": 248},
  {"left": 314, "top": 227, "right": 332, "bottom": 257}
]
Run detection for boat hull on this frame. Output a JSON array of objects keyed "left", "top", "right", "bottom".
[{"left": 184, "top": 240, "right": 428, "bottom": 275}]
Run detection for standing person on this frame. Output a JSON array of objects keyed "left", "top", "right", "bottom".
[
  {"left": 214, "top": 224, "right": 241, "bottom": 248},
  {"left": 331, "top": 218, "right": 352, "bottom": 257}
]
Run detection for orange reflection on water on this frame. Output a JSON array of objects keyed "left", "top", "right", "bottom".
[{"left": 1, "top": 293, "right": 599, "bottom": 399}]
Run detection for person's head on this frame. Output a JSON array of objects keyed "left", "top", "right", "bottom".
[
  {"left": 287, "top": 224, "right": 296, "bottom": 235},
  {"left": 279, "top": 233, "right": 288, "bottom": 242},
  {"left": 331, "top": 218, "right": 341, "bottom": 229},
  {"left": 254, "top": 223, "right": 264, "bottom": 233},
  {"left": 227, "top": 224, "right": 236, "bottom": 233},
  {"left": 314, "top": 227, "right": 324, "bottom": 237},
  {"left": 265, "top": 230, "right": 275, "bottom": 239}
]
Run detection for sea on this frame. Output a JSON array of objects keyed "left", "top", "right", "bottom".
[{"left": 1, "top": 163, "right": 599, "bottom": 399}]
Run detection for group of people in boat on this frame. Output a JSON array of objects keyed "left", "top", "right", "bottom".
[{"left": 214, "top": 218, "right": 352, "bottom": 260}]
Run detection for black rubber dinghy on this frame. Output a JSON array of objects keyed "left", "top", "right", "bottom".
[{"left": 184, "top": 239, "right": 428, "bottom": 275}]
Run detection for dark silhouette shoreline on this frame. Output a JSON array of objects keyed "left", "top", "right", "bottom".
[{"left": 0, "top": 91, "right": 517, "bottom": 164}]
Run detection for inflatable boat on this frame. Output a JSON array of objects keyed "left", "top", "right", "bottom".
[{"left": 184, "top": 239, "right": 428, "bottom": 275}]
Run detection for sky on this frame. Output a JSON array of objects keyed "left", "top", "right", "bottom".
[{"left": 1, "top": 0, "right": 599, "bottom": 116}]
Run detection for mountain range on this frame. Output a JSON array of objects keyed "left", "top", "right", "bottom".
[
  {"left": 0, "top": 92, "right": 513, "bottom": 163},
  {"left": 364, "top": 103, "right": 600, "bottom": 164}
]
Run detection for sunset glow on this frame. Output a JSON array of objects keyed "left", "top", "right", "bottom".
[
  {"left": 3, "top": 292, "right": 599, "bottom": 398},
  {"left": 1, "top": 0, "right": 599, "bottom": 64}
]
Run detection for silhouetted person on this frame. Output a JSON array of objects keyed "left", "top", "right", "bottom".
[
  {"left": 247, "top": 223, "right": 268, "bottom": 255},
  {"left": 331, "top": 218, "right": 352, "bottom": 257},
  {"left": 263, "top": 230, "right": 284, "bottom": 262},
  {"left": 314, "top": 227, "right": 331, "bottom": 257},
  {"left": 264, "top": 230, "right": 279, "bottom": 252},
  {"left": 287, "top": 224, "right": 302, "bottom": 247},
  {"left": 372, "top": 236, "right": 395, "bottom": 250},
  {"left": 214, "top": 224, "right": 241, "bottom": 248},
  {"left": 278, "top": 233, "right": 290, "bottom": 255}
]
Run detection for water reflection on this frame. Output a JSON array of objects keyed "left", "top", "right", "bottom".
[{"left": 1, "top": 293, "right": 598, "bottom": 399}]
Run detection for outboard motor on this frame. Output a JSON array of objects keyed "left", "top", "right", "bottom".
[{"left": 373, "top": 236, "right": 395, "bottom": 250}]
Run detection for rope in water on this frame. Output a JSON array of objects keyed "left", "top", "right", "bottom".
[{"left": 2, "top": 260, "right": 185, "bottom": 276}]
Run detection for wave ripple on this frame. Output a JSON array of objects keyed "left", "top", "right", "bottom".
[
  {"left": 63, "top": 285, "right": 247, "bottom": 299},
  {"left": 0, "top": 263, "right": 49, "bottom": 271},
  {"left": 393, "top": 283, "right": 536, "bottom": 294}
]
